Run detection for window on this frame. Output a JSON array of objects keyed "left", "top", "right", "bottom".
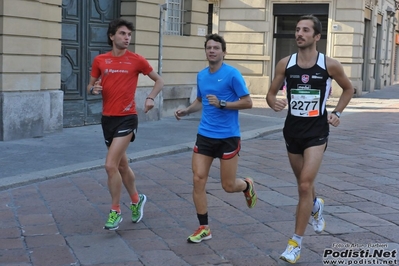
[
  {"left": 207, "top": 4, "right": 213, "bottom": 34},
  {"left": 165, "top": 0, "right": 185, "bottom": 36}
]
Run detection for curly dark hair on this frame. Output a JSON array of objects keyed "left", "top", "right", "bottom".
[
  {"left": 204, "top": 33, "right": 226, "bottom": 52},
  {"left": 107, "top": 18, "right": 134, "bottom": 46}
]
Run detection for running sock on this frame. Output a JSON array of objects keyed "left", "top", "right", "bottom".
[
  {"left": 111, "top": 204, "right": 121, "bottom": 213},
  {"left": 197, "top": 213, "right": 208, "bottom": 226},
  {"left": 292, "top": 234, "right": 303, "bottom": 247},
  {"left": 131, "top": 192, "right": 139, "bottom": 205},
  {"left": 312, "top": 197, "right": 320, "bottom": 215},
  {"left": 243, "top": 180, "right": 250, "bottom": 193}
]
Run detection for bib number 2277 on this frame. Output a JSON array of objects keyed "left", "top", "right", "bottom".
[{"left": 290, "top": 89, "right": 320, "bottom": 117}]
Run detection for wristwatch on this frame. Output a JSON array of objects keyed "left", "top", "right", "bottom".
[
  {"left": 332, "top": 111, "right": 341, "bottom": 118},
  {"left": 219, "top": 100, "right": 226, "bottom": 109}
]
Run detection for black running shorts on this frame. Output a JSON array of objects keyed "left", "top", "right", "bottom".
[
  {"left": 194, "top": 134, "right": 240, "bottom": 159},
  {"left": 101, "top": 114, "right": 138, "bottom": 147},
  {"left": 283, "top": 134, "right": 328, "bottom": 155}
]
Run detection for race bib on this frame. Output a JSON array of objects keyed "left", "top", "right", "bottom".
[{"left": 290, "top": 89, "right": 320, "bottom": 117}]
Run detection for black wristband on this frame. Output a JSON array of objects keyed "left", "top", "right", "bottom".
[
  {"left": 146, "top": 97, "right": 154, "bottom": 101},
  {"left": 90, "top": 87, "right": 94, "bottom": 95},
  {"left": 332, "top": 111, "right": 341, "bottom": 118}
]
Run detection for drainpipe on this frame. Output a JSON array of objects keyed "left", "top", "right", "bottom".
[
  {"left": 385, "top": 6, "right": 395, "bottom": 86},
  {"left": 158, "top": 4, "right": 167, "bottom": 76}
]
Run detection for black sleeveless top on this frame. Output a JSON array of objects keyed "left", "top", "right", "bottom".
[{"left": 283, "top": 53, "right": 332, "bottom": 138}]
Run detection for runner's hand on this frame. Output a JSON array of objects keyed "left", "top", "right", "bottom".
[
  {"left": 144, "top": 98, "right": 154, "bottom": 113},
  {"left": 92, "top": 79, "right": 102, "bottom": 95},
  {"left": 175, "top": 109, "right": 188, "bottom": 120},
  {"left": 273, "top": 98, "right": 288, "bottom": 111},
  {"left": 206, "top": 94, "right": 219, "bottom": 107},
  {"left": 328, "top": 113, "right": 340, "bottom": 127}
]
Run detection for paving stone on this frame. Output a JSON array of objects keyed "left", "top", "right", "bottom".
[
  {"left": 322, "top": 215, "right": 367, "bottom": 234},
  {"left": 137, "top": 250, "right": 190, "bottom": 266},
  {"left": 0, "top": 226, "right": 21, "bottom": 238},
  {"left": 325, "top": 205, "right": 360, "bottom": 214},
  {"left": 0, "top": 237, "right": 24, "bottom": 249},
  {"left": 257, "top": 191, "right": 297, "bottom": 206},
  {"left": 25, "top": 234, "right": 66, "bottom": 248},
  {"left": 347, "top": 190, "right": 399, "bottom": 209},
  {"left": 0, "top": 248, "right": 30, "bottom": 264},
  {"left": 18, "top": 214, "right": 54, "bottom": 226},
  {"left": 21, "top": 224, "right": 60, "bottom": 236},
  {"left": 30, "top": 245, "right": 76, "bottom": 266},
  {"left": 66, "top": 234, "right": 138, "bottom": 265},
  {"left": 334, "top": 212, "right": 395, "bottom": 227},
  {"left": 364, "top": 226, "right": 399, "bottom": 242}
]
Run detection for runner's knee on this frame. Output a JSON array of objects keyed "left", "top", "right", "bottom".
[{"left": 297, "top": 181, "right": 313, "bottom": 195}]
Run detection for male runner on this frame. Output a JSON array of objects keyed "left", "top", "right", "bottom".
[{"left": 266, "top": 15, "right": 353, "bottom": 263}]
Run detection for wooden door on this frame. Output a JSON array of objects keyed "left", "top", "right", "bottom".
[{"left": 61, "top": 0, "right": 120, "bottom": 127}]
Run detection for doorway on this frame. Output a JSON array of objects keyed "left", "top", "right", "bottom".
[
  {"left": 272, "top": 4, "right": 329, "bottom": 81},
  {"left": 61, "top": 0, "right": 120, "bottom": 127}
]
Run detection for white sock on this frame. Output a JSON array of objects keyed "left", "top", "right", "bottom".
[{"left": 292, "top": 234, "right": 303, "bottom": 247}]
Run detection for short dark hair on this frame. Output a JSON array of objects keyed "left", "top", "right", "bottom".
[
  {"left": 204, "top": 33, "right": 226, "bottom": 52},
  {"left": 107, "top": 18, "right": 134, "bottom": 46},
  {"left": 297, "top": 15, "right": 322, "bottom": 37}
]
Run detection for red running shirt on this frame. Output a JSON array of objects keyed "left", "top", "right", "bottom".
[{"left": 91, "top": 51, "right": 153, "bottom": 116}]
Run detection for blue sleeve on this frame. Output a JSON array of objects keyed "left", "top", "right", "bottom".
[
  {"left": 231, "top": 69, "right": 250, "bottom": 97},
  {"left": 197, "top": 72, "right": 202, "bottom": 98}
]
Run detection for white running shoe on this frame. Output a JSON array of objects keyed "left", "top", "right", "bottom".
[
  {"left": 311, "top": 197, "right": 325, "bottom": 234},
  {"left": 280, "top": 239, "right": 301, "bottom": 263}
]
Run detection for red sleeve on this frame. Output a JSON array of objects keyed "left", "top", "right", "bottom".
[
  {"left": 90, "top": 57, "right": 101, "bottom": 78},
  {"left": 138, "top": 55, "right": 153, "bottom": 75}
]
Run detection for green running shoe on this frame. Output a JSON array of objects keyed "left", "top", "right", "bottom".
[
  {"left": 244, "top": 177, "right": 257, "bottom": 208},
  {"left": 130, "top": 194, "right": 147, "bottom": 223},
  {"left": 104, "top": 210, "right": 123, "bottom": 230},
  {"left": 187, "top": 225, "right": 212, "bottom": 243}
]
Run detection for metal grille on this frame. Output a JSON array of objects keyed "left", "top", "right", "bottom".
[{"left": 165, "top": 0, "right": 184, "bottom": 36}]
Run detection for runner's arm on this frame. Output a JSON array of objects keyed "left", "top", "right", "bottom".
[
  {"left": 146, "top": 70, "right": 164, "bottom": 99},
  {"left": 266, "top": 57, "right": 289, "bottom": 111},
  {"left": 326, "top": 57, "right": 354, "bottom": 113},
  {"left": 144, "top": 71, "right": 164, "bottom": 113},
  {"left": 174, "top": 97, "right": 203, "bottom": 120},
  {"left": 206, "top": 94, "right": 252, "bottom": 110}
]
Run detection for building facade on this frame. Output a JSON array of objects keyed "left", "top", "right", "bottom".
[{"left": 0, "top": 0, "right": 396, "bottom": 140}]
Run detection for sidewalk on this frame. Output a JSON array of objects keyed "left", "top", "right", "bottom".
[
  {"left": 0, "top": 100, "right": 284, "bottom": 190},
  {"left": 0, "top": 86, "right": 399, "bottom": 266}
]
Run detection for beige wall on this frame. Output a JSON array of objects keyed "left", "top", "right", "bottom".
[
  {"left": 0, "top": 0, "right": 63, "bottom": 140},
  {"left": 218, "top": 0, "right": 270, "bottom": 95},
  {"left": 0, "top": 0, "right": 61, "bottom": 92},
  {"left": 331, "top": 0, "right": 364, "bottom": 96}
]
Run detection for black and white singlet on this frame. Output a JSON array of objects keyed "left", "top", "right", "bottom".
[{"left": 283, "top": 52, "right": 332, "bottom": 138}]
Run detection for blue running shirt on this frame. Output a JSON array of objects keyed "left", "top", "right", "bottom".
[{"left": 197, "top": 63, "right": 249, "bottom": 139}]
